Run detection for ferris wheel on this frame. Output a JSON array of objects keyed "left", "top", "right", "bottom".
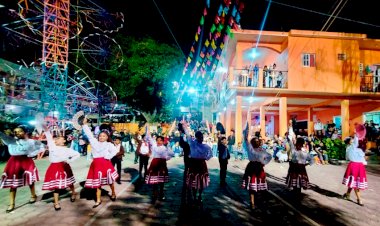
[{"left": 92, "top": 80, "right": 117, "bottom": 114}]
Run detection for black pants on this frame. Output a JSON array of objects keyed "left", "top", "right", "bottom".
[
  {"left": 139, "top": 155, "right": 149, "bottom": 179},
  {"left": 219, "top": 158, "right": 228, "bottom": 185},
  {"left": 111, "top": 158, "right": 122, "bottom": 182}
]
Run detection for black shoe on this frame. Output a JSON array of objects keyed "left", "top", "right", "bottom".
[
  {"left": 6, "top": 204, "right": 15, "bottom": 213},
  {"left": 159, "top": 195, "right": 166, "bottom": 201},
  {"left": 70, "top": 194, "right": 76, "bottom": 202},
  {"left": 110, "top": 195, "right": 116, "bottom": 201},
  {"left": 54, "top": 203, "right": 61, "bottom": 211},
  {"left": 93, "top": 201, "right": 102, "bottom": 208},
  {"left": 116, "top": 180, "right": 121, "bottom": 184}
]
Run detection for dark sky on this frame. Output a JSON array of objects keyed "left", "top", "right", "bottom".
[{"left": 0, "top": 0, "right": 379, "bottom": 62}]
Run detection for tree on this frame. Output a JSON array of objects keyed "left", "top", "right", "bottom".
[{"left": 104, "top": 35, "right": 184, "bottom": 122}]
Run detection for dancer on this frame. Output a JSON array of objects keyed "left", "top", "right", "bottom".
[
  {"left": 286, "top": 137, "right": 314, "bottom": 197},
  {"left": 144, "top": 125, "right": 174, "bottom": 203},
  {"left": 111, "top": 136, "right": 125, "bottom": 184},
  {"left": 218, "top": 136, "right": 230, "bottom": 187},
  {"left": 0, "top": 125, "right": 45, "bottom": 213},
  {"left": 42, "top": 126, "right": 80, "bottom": 211},
  {"left": 241, "top": 123, "right": 272, "bottom": 209},
  {"left": 82, "top": 118, "right": 118, "bottom": 208},
  {"left": 182, "top": 121, "right": 213, "bottom": 205},
  {"left": 136, "top": 134, "right": 151, "bottom": 182},
  {"left": 342, "top": 134, "right": 368, "bottom": 206}
]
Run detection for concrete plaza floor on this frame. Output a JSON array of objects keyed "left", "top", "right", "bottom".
[{"left": 0, "top": 153, "right": 379, "bottom": 226}]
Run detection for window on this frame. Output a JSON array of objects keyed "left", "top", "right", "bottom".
[
  {"left": 302, "top": 53, "right": 316, "bottom": 67},
  {"left": 338, "top": 53, "right": 347, "bottom": 61}
]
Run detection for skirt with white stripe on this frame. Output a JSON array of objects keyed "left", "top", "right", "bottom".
[
  {"left": 342, "top": 162, "right": 368, "bottom": 190},
  {"left": 286, "top": 162, "right": 310, "bottom": 189},
  {"left": 42, "top": 162, "right": 75, "bottom": 190},
  {"left": 145, "top": 158, "right": 169, "bottom": 184},
  {"left": 242, "top": 161, "right": 268, "bottom": 191},
  {"left": 185, "top": 158, "right": 210, "bottom": 190},
  {"left": 0, "top": 155, "right": 39, "bottom": 189},
  {"left": 85, "top": 157, "right": 118, "bottom": 188}
]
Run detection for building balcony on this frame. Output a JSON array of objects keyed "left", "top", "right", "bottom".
[{"left": 229, "top": 68, "right": 288, "bottom": 89}]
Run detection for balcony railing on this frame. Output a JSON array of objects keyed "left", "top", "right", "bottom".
[
  {"left": 360, "top": 75, "right": 380, "bottom": 93},
  {"left": 230, "top": 68, "right": 288, "bottom": 89}
]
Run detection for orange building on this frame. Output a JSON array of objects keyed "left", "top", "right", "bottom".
[{"left": 212, "top": 29, "right": 380, "bottom": 143}]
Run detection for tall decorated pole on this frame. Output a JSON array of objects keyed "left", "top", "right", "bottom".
[{"left": 41, "top": 0, "right": 70, "bottom": 115}]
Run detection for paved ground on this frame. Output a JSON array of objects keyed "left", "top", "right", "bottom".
[{"left": 0, "top": 153, "right": 379, "bottom": 226}]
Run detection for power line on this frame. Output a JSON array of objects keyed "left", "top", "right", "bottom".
[
  {"left": 151, "top": 0, "right": 186, "bottom": 59},
  {"left": 324, "top": 0, "right": 349, "bottom": 31},
  {"left": 267, "top": 0, "right": 380, "bottom": 29}
]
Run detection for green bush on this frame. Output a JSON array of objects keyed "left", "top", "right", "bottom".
[{"left": 322, "top": 138, "right": 347, "bottom": 160}]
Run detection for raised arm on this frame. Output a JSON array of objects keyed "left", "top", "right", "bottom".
[
  {"left": 44, "top": 130, "right": 56, "bottom": 150},
  {"left": 82, "top": 124, "right": 99, "bottom": 148},
  {"left": 0, "top": 131, "right": 17, "bottom": 145}
]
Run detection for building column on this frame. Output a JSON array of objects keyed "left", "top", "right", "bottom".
[
  {"left": 235, "top": 96, "right": 242, "bottom": 144},
  {"left": 225, "top": 108, "right": 232, "bottom": 136},
  {"left": 279, "top": 97, "right": 288, "bottom": 137},
  {"left": 228, "top": 67, "right": 234, "bottom": 85},
  {"left": 260, "top": 105, "right": 266, "bottom": 138},
  {"left": 341, "top": 99, "right": 350, "bottom": 139},
  {"left": 218, "top": 111, "right": 225, "bottom": 127},
  {"left": 307, "top": 108, "right": 314, "bottom": 136}
]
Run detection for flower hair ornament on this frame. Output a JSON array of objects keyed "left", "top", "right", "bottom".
[{"left": 72, "top": 111, "right": 85, "bottom": 131}]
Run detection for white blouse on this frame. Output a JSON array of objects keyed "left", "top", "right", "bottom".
[
  {"left": 82, "top": 125, "right": 117, "bottom": 159},
  {"left": 244, "top": 143, "right": 272, "bottom": 165},
  {"left": 45, "top": 131, "right": 80, "bottom": 163},
  {"left": 146, "top": 134, "right": 174, "bottom": 160},
  {"left": 0, "top": 132, "right": 45, "bottom": 157}
]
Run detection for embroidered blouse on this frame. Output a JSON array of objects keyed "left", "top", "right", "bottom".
[{"left": 82, "top": 125, "right": 117, "bottom": 159}]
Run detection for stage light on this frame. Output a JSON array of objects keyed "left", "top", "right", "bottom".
[
  {"left": 29, "top": 120, "right": 36, "bottom": 125},
  {"left": 188, "top": 87, "right": 196, "bottom": 93}
]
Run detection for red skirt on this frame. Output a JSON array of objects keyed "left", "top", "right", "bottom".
[
  {"left": 185, "top": 158, "right": 210, "bottom": 190},
  {"left": 342, "top": 162, "right": 368, "bottom": 190},
  {"left": 0, "top": 155, "right": 39, "bottom": 188},
  {"left": 242, "top": 161, "right": 268, "bottom": 191},
  {"left": 145, "top": 158, "right": 169, "bottom": 184},
  {"left": 85, "top": 158, "right": 118, "bottom": 188},
  {"left": 286, "top": 162, "right": 310, "bottom": 189},
  {"left": 42, "top": 162, "right": 75, "bottom": 190}
]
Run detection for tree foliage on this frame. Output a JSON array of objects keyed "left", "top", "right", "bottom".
[{"left": 104, "top": 36, "right": 184, "bottom": 121}]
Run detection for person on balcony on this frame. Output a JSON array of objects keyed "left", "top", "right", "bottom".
[{"left": 263, "top": 65, "right": 269, "bottom": 88}]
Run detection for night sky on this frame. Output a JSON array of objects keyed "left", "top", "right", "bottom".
[{"left": 0, "top": 0, "right": 379, "bottom": 63}]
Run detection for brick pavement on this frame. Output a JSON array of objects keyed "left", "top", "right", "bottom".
[{"left": 0, "top": 154, "right": 379, "bottom": 226}]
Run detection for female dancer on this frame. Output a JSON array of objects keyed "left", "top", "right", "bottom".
[
  {"left": 241, "top": 123, "right": 272, "bottom": 209},
  {"left": 145, "top": 126, "right": 174, "bottom": 203},
  {"left": 342, "top": 134, "right": 368, "bottom": 206},
  {"left": 286, "top": 137, "right": 313, "bottom": 197},
  {"left": 182, "top": 121, "right": 213, "bottom": 205},
  {"left": 82, "top": 118, "right": 118, "bottom": 208},
  {"left": 42, "top": 127, "right": 80, "bottom": 210},
  {"left": 0, "top": 125, "right": 45, "bottom": 213}
]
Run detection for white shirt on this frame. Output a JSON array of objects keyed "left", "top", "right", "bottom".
[
  {"left": 314, "top": 122, "right": 323, "bottom": 131},
  {"left": 140, "top": 142, "right": 150, "bottom": 155},
  {"left": 45, "top": 131, "right": 80, "bottom": 163},
  {"left": 82, "top": 125, "right": 117, "bottom": 159}
]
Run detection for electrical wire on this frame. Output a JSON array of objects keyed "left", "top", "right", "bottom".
[
  {"left": 267, "top": 0, "right": 380, "bottom": 29},
  {"left": 151, "top": 0, "right": 186, "bottom": 59}
]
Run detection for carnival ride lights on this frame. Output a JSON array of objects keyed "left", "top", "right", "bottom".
[{"left": 0, "top": 0, "right": 124, "bottom": 117}]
